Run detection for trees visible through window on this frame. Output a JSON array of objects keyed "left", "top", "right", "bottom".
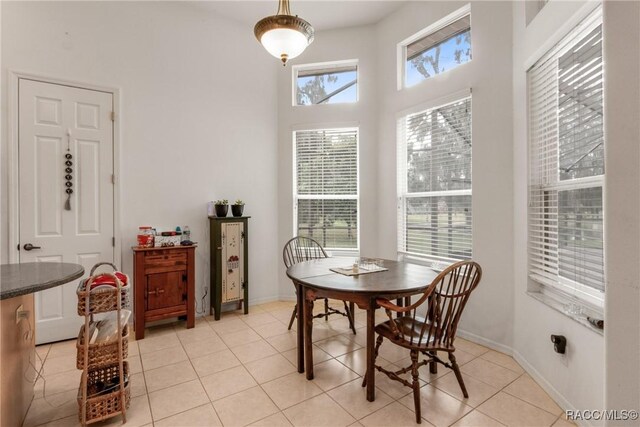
[
  {"left": 404, "top": 14, "right": 471, "bottom": 87},
  {"left": 527, "top": 9, "right": 604, "bottom": 305},
  {"left": 295, "top": 63, "right": 358, "bottom": 106},
  {"left": 397, "top": 97, "right": 472, "bottom": 264},
  {"left": 294, "top": 128, "right": 358, "bottom": 250}
]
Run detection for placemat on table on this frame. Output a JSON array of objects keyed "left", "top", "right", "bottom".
[{"left": 330, "top": 266, "right": 389, "bottom": 276}]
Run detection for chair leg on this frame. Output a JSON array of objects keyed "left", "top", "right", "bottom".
[
  {"left": 324, "top": 298, "right": 330, "bottom": 321},
  {"left": 449, "top": 353, "right": 468, "bottom": 398},
  {"left": 429, "top": 351, "right": 438, "bottom": 374},
  {"left": 344, "top": 301, "right": 356, "bottom": 334},
  {"left": 287, "top": 304, "right": 297, "bottom": 330},
  {"left": 410, "top": 350, "right": 422, "bottom": 424}
]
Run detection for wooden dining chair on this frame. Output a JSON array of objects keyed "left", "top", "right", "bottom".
[
  {"left": 283, "top": 236, "right": 356, "bottom": 334},
  {"left": 366, "top": 261, "right": 482, "bottom": 424}
]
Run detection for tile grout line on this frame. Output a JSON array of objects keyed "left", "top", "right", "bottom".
[
  {"left": 32, "top": 302, "right": 571, "bottom": 427},
  {"left": 186, "top": 322, "right": 227, "bottom": 427}
]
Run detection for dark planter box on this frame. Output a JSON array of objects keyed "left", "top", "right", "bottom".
[
  {"left": 231, "top": 205, "right": 244, "bottom": 217},
  {"left": 215, "top": 205, "right": 228, "bottom": 217}
]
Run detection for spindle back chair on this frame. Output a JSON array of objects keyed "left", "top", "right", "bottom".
[
  {"left": 370, "top": 261, "right": 482, "bottom": 423},
  {"left": 283, "top": 237, "right": 356, "bottom": 333}
]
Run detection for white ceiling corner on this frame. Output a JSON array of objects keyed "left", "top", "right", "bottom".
[{"left": 193, "top": 1, "right": 408, "bottom": 31}]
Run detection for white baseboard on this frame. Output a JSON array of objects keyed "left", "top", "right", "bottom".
[
  {"left": 248, "top": 295, "right": 283, "bottom": 306},
  {"left": 456, "top": 328, "right": 513, "bottom": 355},
  {"left": 457, "top": 328, "right": 595, "bottom": 427},
  {"left": 195, "top": 296, "right": 292, "bottom": 319}
]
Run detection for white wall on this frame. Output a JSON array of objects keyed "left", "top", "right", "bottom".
[
  {"left": 376, "top": 1, "right": 515, "bottom": 349},
  {"left": 512, "top": 1, "right": 605, "bottom": 422},
  {"left": 602, "top": 1, "right": 640, "bottom": 422},
  {"left": 276, "top": 24, "right": 379, "bottom": 298},
  {"left": 1, "top": 1, "right": 280, "bottom": 309},
  {"left": 277, "top": 5, "right": 516, "bottom": 350}
]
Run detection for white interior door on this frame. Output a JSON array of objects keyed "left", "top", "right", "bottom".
[{"left": 18, "top": 79, "right": 115, "bottom": 344}]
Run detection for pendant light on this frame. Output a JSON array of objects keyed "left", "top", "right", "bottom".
[{"left": 254, "top": 0, "right": 314, "bottom": 66}]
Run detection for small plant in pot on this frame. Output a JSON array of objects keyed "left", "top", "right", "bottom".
[
  {"left": 232, "top": 199, "right": 245, "bottom": 217},
  {"left": 214, "top": 199, "right": 229, "bottom": 217}
]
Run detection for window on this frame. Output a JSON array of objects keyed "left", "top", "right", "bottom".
[
  {"left": 294, "top": 62, "right": 358, "bottom": 106},
  {"left": 294, "top": 128, "right": 358, "bottom": 250},
  {"left": 400, "top": 7, "right": 471, "bottom": 88},
  {"left": 397, "top": 96, "right": 472, "bottom": 265},
  {"left": 527, "top": 9, "right": 604, "bottom": 306}
]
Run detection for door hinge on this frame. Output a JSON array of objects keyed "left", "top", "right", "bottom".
[
  {"left": 111, "top": 174, "right": 116, "bottom": 184},
  {"left": 112, "top": 237, "right": 115, "bottom": 247},
  {"left": 110, "top": 111, "right": 116, "bottom": 122}
]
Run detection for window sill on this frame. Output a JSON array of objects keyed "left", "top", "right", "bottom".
[
  {"left": 526, "top": 290, "right": 604, "bottom": 336},
  {"left": 398, "top": 254, "right": 450, "bottom": 272},
  {"left": 327, "top": 250, "right": 360, "bottom": 258}
]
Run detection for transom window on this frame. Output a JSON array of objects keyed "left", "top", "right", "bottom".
[
  {"left": 527, "top": 8, "right": 604, "bottom": 306},
  {"left": 397, "top": 96, "right": 472, "bottom": 265},
  {"left": 294, "top": 128, "right": 359, "bottom": 250},
  {"left": 294, "top": 62, "right": 358, "bottom": 106},
  {"left": 400, "top": 7, "right": 471, "bottom": 88}
]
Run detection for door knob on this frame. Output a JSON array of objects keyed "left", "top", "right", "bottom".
[{"left": 23, "top": 243, "right": 42, "bottom": 251}]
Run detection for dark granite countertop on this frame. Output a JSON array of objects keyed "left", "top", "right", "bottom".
[{"left": 0, "top": 262, "right": 85, "bottom": 300}]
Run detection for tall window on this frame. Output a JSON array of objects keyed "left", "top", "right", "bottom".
[
  {"left": 397, "top": 97, "right": 472, "bottom": 265},
  {"left": 400, "top": 6, "right": 471, "bottom": 88},
  {"left": 527, "top": 8, "right": 604, "bottom": 306},
  {"left": 294, "top": 128, "right": 359, "bottom": 250}
]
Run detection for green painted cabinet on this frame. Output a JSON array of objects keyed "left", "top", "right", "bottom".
[{"left": 209, "top": 216, "right": 249, "bottom": 320}]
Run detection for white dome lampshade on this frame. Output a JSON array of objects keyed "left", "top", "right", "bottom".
[{"left": 254, "top": 0, "right": 314, "bottom": 65}]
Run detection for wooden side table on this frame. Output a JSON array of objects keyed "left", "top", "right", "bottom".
[{"left": 132, "top": 245, "right": 196, "bottom": 339}]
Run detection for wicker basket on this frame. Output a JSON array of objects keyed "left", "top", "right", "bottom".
[
  {"left": 76, "top": 265, "right": 130, "bottom": 316},
  {"left": 76, "top": 324, "right": 129, "bottom": 370},
  {"left": 77, "top": 362, "right": 131, "bottom": 424}
]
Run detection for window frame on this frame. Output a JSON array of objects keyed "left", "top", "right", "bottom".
[
  {"left": 292, "top": 125, "right": 360, "bottom": 253},
  {"left": 396, "top": 92, "right": 472, "bottom": 266},
  {"left": 397, "top": 4, "right": 472, "bottom": 91},
  {"left": 526, "top": 7, "right": 605, "bottom": 310},
  {"left": 292, "top": 59, "right": 359, "bottom": 107}
]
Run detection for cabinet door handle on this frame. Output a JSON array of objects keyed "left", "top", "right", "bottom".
[
  {"left": 148, "top": 289, "right": 157, "bottom": 296},
  {"left": 157, "top": 288, "right": 165, "bottom": 294}
]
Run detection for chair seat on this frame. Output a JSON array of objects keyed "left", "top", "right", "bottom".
[{"left": 375, "top": 316, "right": 454, "bottom": 351}]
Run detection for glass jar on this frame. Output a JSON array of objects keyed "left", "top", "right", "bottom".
[{"left": 137, "top": 226, "right": 155, "bottom": 248}]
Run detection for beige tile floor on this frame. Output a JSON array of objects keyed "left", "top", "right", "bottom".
[{"left": 27, "top": 301, "right": 575, "bottom": 427}]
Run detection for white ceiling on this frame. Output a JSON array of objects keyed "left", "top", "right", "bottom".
[{"left": 195, "top": 1, "right": 408, "bottom": 31}]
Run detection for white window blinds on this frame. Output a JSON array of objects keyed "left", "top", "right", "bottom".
[
  {"left": 397, "top": 97, "right": 472, "bottom": 264},
  {"left": 294, "top": 128, "right": 359, "bottom": 250},
  {"left": 527, "top": 8, "right": 604, "bottom": 304}
]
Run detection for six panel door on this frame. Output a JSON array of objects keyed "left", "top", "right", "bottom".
[{"left": 18, "top": 79, "right": 114, "bottom": 344}]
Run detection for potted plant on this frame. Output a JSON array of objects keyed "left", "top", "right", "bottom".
[
  {"left": 214, "top": 199, "right": 229, "bottom": 217},
  {"left": 232, "top": 199, "right": 245, "bottom": 217}
]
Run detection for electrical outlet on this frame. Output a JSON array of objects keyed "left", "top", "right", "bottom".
[{"left": 15, "top": 304, "right": 29, "bottom": 324}]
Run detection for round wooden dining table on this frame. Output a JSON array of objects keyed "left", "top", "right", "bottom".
[{"left": 286, "top": 257, "right": 439, "bottom": 402}]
